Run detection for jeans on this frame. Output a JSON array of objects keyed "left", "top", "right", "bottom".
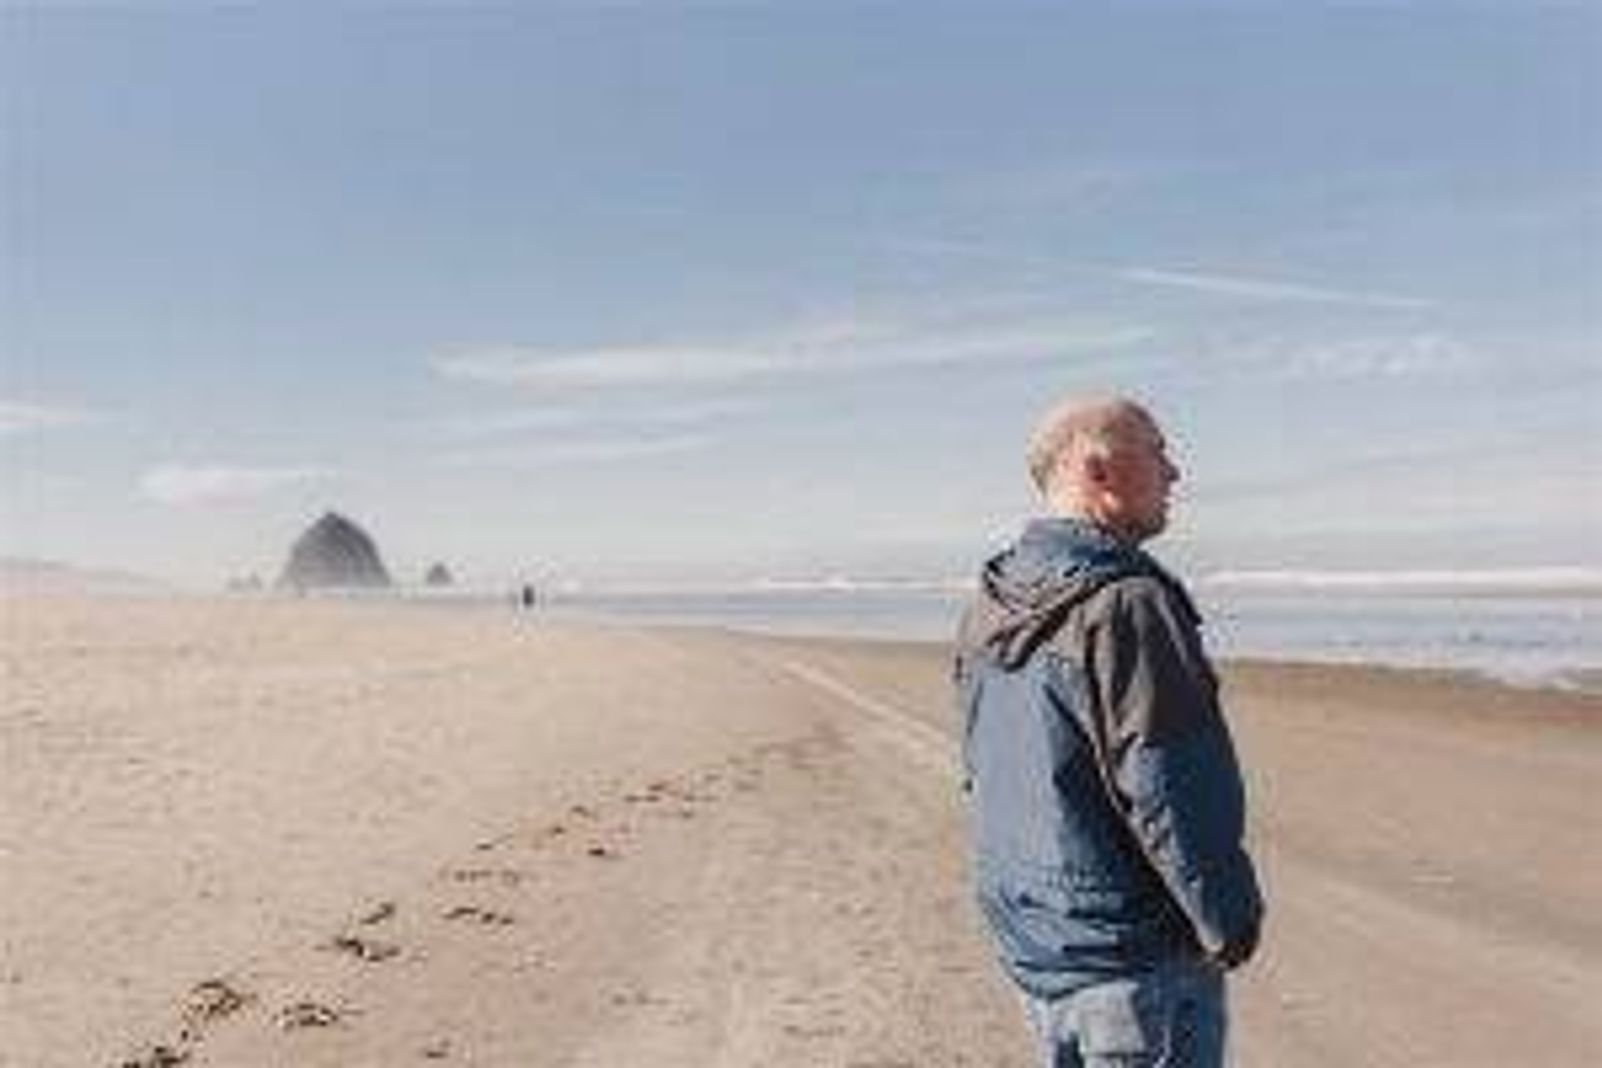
[{"left": 1023, "top": 955, "right": 1226, "bottom": 1068}]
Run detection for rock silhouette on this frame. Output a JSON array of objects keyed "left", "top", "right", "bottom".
[
  {"left": 277, "top": 512, "right": 392, "bottom": 590},
  {"left": 424, "top": 562, "right": 454, "bottom": 587}
]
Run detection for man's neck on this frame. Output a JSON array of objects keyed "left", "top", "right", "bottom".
[{"left": 1048, "top": 504, "right": 1142, "bottom": 548}]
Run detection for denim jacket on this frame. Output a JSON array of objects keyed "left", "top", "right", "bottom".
[{"left": 955, "top": 518, "right": 1263, "bottom": 999}]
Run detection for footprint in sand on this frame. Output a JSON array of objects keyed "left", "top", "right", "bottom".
[
  {"left": 117, "top": 1043, "right": 190, "bottom": 1068},
  {"left": 275, "top": 999, "right": 343, "bottom": 1030},
  {"left": 183, "top": 977, "right": 251, "bottom": 1021},
  {"left": 444, "top": 866, "right": 525, "bottom": 888},
  {"left": 117, "top": 977, "right": 252, "bottom": 1066},
  {"left": 322, "top": 932, "right": 402, "bottom": 962},
  {"left": 176, "top": 977, "right": 253, "bottom": 1043},
  {"left": 356, "top": 900, "right": 397, "bottom": 925},
  {"left": 443, "top": 904, "right": 516, "bottom": 926}
]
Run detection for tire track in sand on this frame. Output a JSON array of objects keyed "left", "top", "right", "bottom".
[{"left": 768, "top": 658, "right": 960, "bottom": 784}]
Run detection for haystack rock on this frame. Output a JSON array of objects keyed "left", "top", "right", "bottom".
[
  {"left": 277, "top": 512, "right": 392, "bottom": 590},
  {"left": 424, "top": 562, "right": 454, "bottom": 587}
]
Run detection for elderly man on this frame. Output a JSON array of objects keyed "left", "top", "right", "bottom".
[{"left": 955, "top": 396, "right": 1263, "bottom": 1067}]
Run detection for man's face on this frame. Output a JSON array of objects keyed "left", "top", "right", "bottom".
[{"left": 1096, "top": 411, "right": 1181, "bottom": 543}]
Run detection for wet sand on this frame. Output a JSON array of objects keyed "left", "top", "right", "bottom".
[{"left": 2, "top": 596, "right": 1598, "bottom": 1066}]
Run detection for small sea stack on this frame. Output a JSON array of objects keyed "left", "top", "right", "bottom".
[
  {"left": 424, "top": 562, "right": 454, "bottom": 587},
  {"left": 277, "top": 512, "right": 392, "bottom": 591}
]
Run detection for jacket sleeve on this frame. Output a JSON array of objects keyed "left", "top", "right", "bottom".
[{"left": 1085, "top": 577, "right": 1264, "bottom": 969}]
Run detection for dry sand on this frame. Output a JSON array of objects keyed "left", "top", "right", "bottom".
[{"left": 1, "top": 597, "right": 1598, "bottom": 1066}]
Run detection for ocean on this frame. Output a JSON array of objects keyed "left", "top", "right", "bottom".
[{"left": 527, "top": 580, "right": 1602, "bottom": 693}]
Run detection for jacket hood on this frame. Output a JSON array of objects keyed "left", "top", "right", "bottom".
[{"left": 960, "top": 517, "right": 1157, "bottom": 670}]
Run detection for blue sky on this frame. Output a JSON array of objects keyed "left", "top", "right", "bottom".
[{"left": 3, "top": 4, "right": 1598, "bottom": 587}]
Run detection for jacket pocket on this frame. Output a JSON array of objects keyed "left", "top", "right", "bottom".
[{"left": 988, "top": 864, "right": 1156, "bottom": 957}]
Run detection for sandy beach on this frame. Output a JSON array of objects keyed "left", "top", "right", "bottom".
[{"left": 2, "top": 596, "right": 1598, "bottom": 1067}]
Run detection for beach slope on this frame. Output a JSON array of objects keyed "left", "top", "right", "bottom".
[{"left": 2, "top": 598, "right": 1597, "bottom": 1066}]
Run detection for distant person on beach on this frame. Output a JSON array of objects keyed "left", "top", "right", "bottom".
[{"left": 955, "top": 395, "right": 1263, "bottom": 1067}]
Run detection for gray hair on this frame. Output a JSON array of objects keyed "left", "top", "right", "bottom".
[{"left": 1026, "top": 395, "right": 1151, "bottom": 494}]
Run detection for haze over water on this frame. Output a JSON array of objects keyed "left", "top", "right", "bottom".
[{"left": 519, "top": 570, "right": 1602, "bottom": 693}]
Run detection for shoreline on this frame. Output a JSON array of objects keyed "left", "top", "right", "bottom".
[
  {"left": 704, "top": 623, "right": 1602, "bottom": 702},
  {"left": 6, "top": 586, "right": 1597, "bottom": 695},
  {"left": 6, "top": 588, "right": 1599, "bottom": 698}
]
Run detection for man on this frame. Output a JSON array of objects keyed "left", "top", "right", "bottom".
[{"left": 955, "top": 395, "right": 1263, "bottom": 1067}]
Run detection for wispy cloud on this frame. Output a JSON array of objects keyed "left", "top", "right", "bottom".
[
  {"left": 139, "top": 464, "right": 332, "bottom": 506},
  {"left": 437, "top": 433, "right": 713, "bottom": 469},
  {"left": 429, "top": 398, "right": 761, "bottom": 439},
  {"left": 432, "top": 317, "right": 1152, "bottom": 391},
  {"left": 869, "top": 238, "right": 1438, "bottom": 311},
  {"left": 1280, "top": 334, "right": 1471, "bottom": 378},
  {"left": 1114, "top": 266, "right": 1436, "bottom": 310},
  {"left": 1213, "top": 332, "right": 1474, "bottom": 381},
  {"left": 0, "top": 399, "right": 96, "bottom": 436},
  {"left": 435, "top": 346, "right": 789, "bottom": 389}
]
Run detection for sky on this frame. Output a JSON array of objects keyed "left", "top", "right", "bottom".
[{"left": 2, "top": 3, "right": 1599, "bottom": 589}]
